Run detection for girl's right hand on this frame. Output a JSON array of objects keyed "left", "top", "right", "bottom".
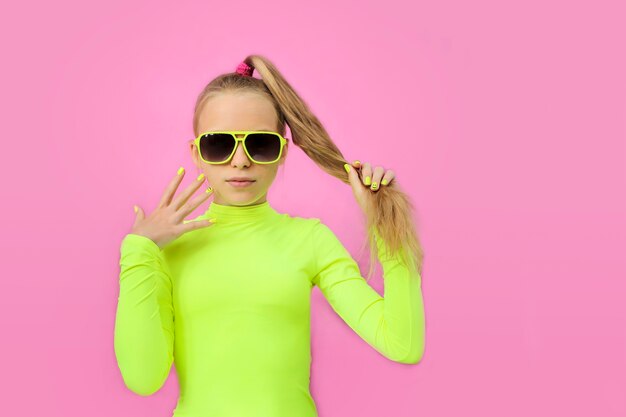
[{"left": 130, "top": 167, "right": 217, "bottom": 249}]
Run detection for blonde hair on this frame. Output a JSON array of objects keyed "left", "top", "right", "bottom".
[{"left": 192, "top": 54, "right": 424, "bottom": 281}]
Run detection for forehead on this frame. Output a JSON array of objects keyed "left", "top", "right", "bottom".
[{"left": 197, "top": 92, "right": 278, "bottom": 133}]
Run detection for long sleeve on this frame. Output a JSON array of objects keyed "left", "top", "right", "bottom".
[
  {"left": 114, "top": 233, "right": 175, "bottom": 396},
  {"left": 311, "top": 220, "right": 425, "bottom": 364}
]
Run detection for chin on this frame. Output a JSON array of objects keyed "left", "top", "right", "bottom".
[{"left": 221, "top": 191, "right": 263, "bottom": 205}]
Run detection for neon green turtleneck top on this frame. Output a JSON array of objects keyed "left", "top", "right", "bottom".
[{"left": 114, "top": 200, "right": 425, "bottom": 417}]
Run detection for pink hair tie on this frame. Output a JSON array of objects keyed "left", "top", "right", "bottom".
[{"left": 235, "top": 62, "right": 254, "bottom": 77}]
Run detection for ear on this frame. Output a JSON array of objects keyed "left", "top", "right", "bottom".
[
  {"left": 279, "top": 142, "right": 288, "bottom": 165},
  {"left": 189, "top": 140, "right": 200, "bottom": 167}
]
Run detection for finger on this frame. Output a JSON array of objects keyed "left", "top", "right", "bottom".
[
  {"left": 180, "top": 218, "right": 218, "bottom": 233},
  {"left": 173, "top": 186, "right": 214, "bottom": 223},
  {"left": 350, "top": 160, "right": 363, "bottom": 182},
  {"left": 370, "top": 166, "right": 385, "bottom": 191},
  {"left": 132, "top": 205, "right": 145, "bottom": 228},
  {"left": 361, "top": 162, "right": 373, "bottom": 186},
  {"left": 158, "top": 166, "right": 186, "bottom": 208},
  {"left": 381, "top": 169, "right": 395, "bottom": 186},
  {"left": 343, "top": 163, "right": 362, "bottom": 191},
  {"left": 171, "top": 172, "right": 207, "bottom": 211}
]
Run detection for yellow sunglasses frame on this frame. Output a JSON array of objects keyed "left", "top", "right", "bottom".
[{"left": 192, "top": 131, "right": 288, "bottom": 165}]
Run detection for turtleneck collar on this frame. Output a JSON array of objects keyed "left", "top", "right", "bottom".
[{"left": 204, "top": 200, "right": 278, "bottom": 224}]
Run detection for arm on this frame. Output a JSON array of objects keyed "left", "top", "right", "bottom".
[
  {"left": 114, "top": 233, "right": 175, "bottom": 395},
  {"left": 311, "top": 220, "right": 425, "bottom": 364}
]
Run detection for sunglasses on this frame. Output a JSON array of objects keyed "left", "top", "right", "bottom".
[{"left": 192, "top": 131, "right": 288, "bottom": 164}]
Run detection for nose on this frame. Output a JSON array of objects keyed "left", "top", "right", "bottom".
[{"left": 230, "top": 135, "right": 251, "bottom": 168}]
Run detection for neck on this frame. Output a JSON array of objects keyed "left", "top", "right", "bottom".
[{"left": 204, "top": 200, "right": 278, "bottom": 224}]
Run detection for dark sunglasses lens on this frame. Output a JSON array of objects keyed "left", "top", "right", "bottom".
[
  {"left": 245, "top": 133, "right": 281, "bottom": 162},
  {"left": 199, "top": 134, "right": 235, "bottom": 162}
]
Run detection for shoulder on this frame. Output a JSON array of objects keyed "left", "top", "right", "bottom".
[
  {"left": 298, "top": 216, "right": 340, "bottom": 244},
  {"left": 275, "top": 212, "right": 323, "bottom": 230},
  {"left": 273, "top": 214, "right": 338, "bottom": 246}
]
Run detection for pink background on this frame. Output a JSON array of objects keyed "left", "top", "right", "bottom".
[{"left": 2, "top": 0, "right": 624, "bottom": 416}]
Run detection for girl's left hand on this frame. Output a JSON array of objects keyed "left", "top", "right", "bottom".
[{"left": 344, "top": 160, "right": 395, "bottom": 212}]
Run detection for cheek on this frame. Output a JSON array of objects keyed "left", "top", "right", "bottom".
[
  {"left": 259, "top": 167, "right": 279, "bottom": 183},
  {"left": 201, "top": 168, "right": 221, "bottom": 186}
]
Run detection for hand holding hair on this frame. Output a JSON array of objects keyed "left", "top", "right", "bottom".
[{"left": 343, "top": 160, "right": 396, "bottom": 212}]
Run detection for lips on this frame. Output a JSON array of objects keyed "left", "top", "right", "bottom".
[
  {"left": 227, "top": 177, "right": 256, "bottom": 182},
  {"left": 227, "top": 179, "right": 255, "bottom": 188}
]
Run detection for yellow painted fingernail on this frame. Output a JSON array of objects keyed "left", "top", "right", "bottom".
[
  {"left": 197, "top": 173, "right": 205, "bottom": 181},
  {"left": 343, "top": 163, "right": 351, "bottom": 173},
  {"left": 354, "top": 160, "right": 361, "bottom": 165},
  {"left": 133, "top": 205, "right": 138, "bottom": 213},
  {"left": 365, "top": 176, "right": 371, "bottom": 185},
  {"left": 177, "top": 166, "right": 184, "bottom": 175},
  {"left": 381, "top": 179, "right": 388, "bottom": 185},
  {"left": 371, "top": 182, "right": 378, "bottom": 189},
  {"left": 206, "top": 186, "right": 213, "bottom": 193}
]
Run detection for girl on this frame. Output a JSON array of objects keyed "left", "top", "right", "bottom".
[{"left": 114, "top": 55, "right": 425, "bottom": 417}]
